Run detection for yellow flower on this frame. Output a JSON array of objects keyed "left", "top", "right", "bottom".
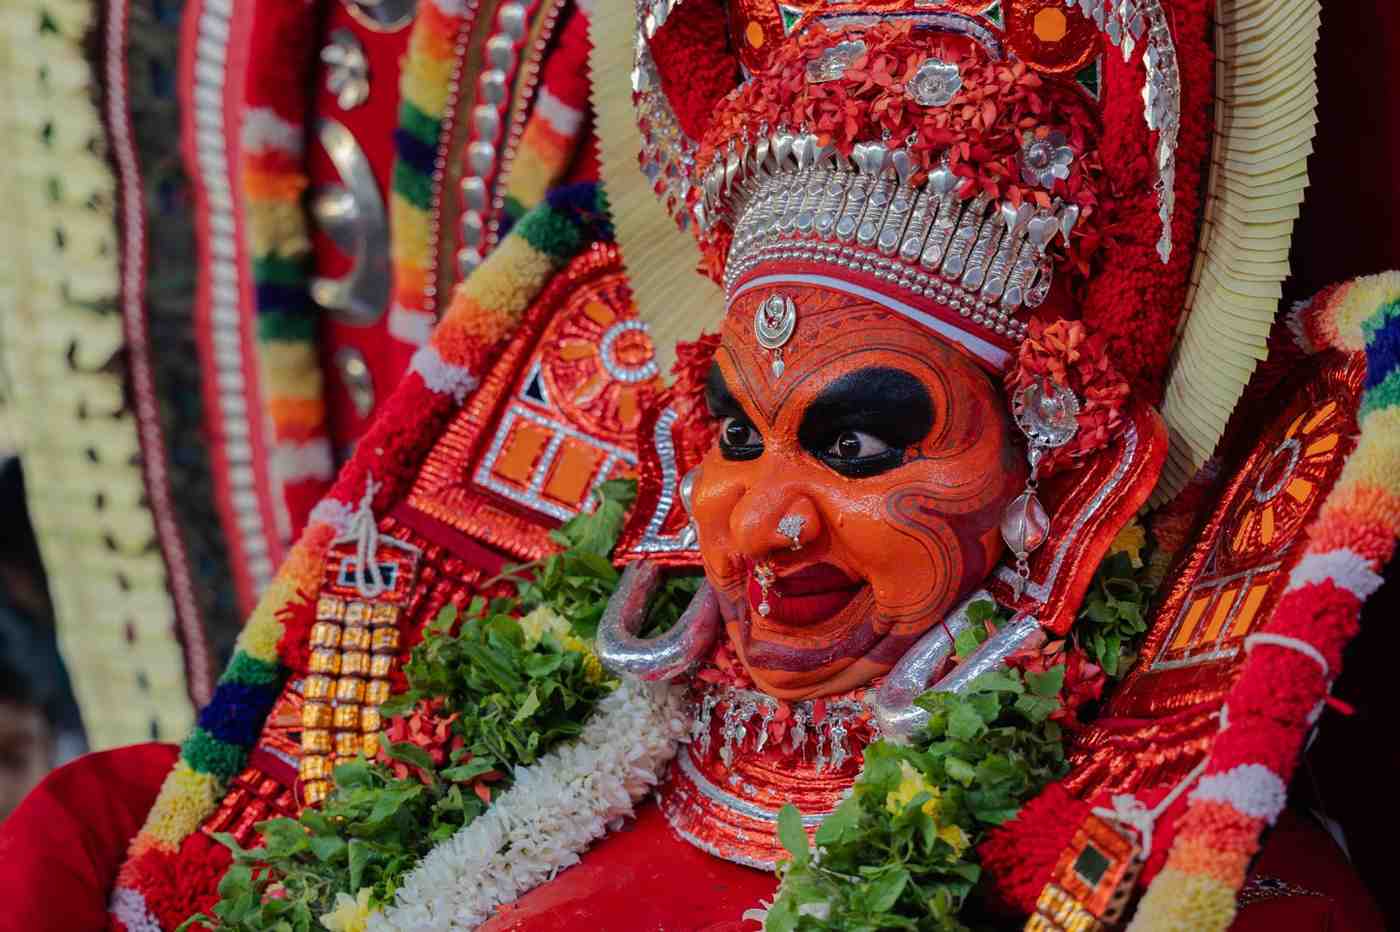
[
  {"left": 562, "top": 634, "right": 606, "bottom": 685},
  {"left": 937, "top": 822, "right": 970, "bottom": 857},
  {"left": 1108, "top": 519, "right": 1147, "bottom": 568},
  {"left": 886, "top": 761, "right": 939, "bottom": 817},
  {"left": 320, "top": 888, "right": 375, "bottom": 932},
  {"left": 518, "top": 606, "right": 570, "bottom": 646},
  {"left": 884, "top": 762, "right": 969, "bottom": 857}
]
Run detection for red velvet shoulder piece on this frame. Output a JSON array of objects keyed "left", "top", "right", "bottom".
[
  {"left": 0, "top": 744, "right": 179, "bottom": 932},
  {"left": 988, "top": 399, "right": 1168, "bottom": 635},
  {"left": 1064, "top": 349, "right": 1365, "bottom": 799}
]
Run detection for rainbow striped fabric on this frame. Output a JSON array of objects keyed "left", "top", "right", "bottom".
[{"left": 241, "top": 0, "right": 335, "bottom": 534}]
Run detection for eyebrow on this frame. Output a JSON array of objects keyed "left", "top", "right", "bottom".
[
  {"left": 796, "top": 367, "right": 934, "bottom": 450},
  {"left": 705, "top": 363, "right": 747, "bottom": 420}
]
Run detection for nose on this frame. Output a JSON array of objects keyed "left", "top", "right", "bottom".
[{"left": 730, "top": 483, "right": 822, "bottom": 561}]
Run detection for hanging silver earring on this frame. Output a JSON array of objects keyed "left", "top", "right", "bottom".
[{"left": 1001, "top": 378, "right": 1079, "bottom": 598}]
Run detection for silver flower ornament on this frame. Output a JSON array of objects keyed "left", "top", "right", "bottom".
[
  {"left": 1021, "top": 130, "right": 1076, "bottom": 188},
  {"left": 806, "top": 40, "right": 867, "bottom": 84},
  {"left": 322, "top": 29, "right": 370, "bottom": 111},
  {"left": 906, "top": 57, "right": 963, "bottom": 107}
]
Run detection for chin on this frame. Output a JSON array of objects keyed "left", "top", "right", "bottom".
[{"left": 742, "top": 654, "right": 891, "bottom": 701}]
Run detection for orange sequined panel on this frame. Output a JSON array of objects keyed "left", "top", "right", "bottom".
[
  {"left": 1065, "top": 353, "right": 1364, "bottom": 796},
  {"left": 408, "top": 245, "right": 662, "bottom": 561}
]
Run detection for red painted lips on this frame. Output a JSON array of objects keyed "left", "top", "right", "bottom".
[{"left": 747, "top": 562, "right": 864, "bottom": 626}]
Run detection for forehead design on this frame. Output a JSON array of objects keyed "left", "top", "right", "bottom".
[{"left": 720, "top": 283, "right": 986, "bottom": 424}]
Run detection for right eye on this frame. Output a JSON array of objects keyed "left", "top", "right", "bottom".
[{"left": 719, "top": 417, "right": 763, "bottom": 460}]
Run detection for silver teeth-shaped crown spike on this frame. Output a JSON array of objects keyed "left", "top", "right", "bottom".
[{"left": 714, "top": 132, "right": 1089, "bottom": 342}]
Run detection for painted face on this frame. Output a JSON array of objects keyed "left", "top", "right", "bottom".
[{"left": 690, "top": 285, "right": 1025, "bottom": 700}]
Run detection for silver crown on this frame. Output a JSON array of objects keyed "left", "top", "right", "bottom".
[{"left": 702, "top": 132, "right": 1083, "bottom": 340}]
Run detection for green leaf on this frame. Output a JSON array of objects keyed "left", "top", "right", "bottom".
[
  {"left": 348, "top": 838, "right": 372, "bottom": 891},
  {"left": 257, "top": 818, "right": 310, "bottom": 857},
  {"left": 953, "top": 624, "right": 985, "bottom": 660},
  {"left": 309, "top": 833, "right": 347, "bottom": 863},
  {"left": 965, "top": 599, "right": 998, "bottom": 625},
  {"left": 1027, "top": 665, "right": 1065, "bottom": 698},
  {"left": 763, "top": 897, "right": 799, "bottom": 932},
  {"left": 333, "top": 757, "right": 376, "bottom": 789},
  {"left": 776, "top": 804, "right": 810, "bottom": 865},
  {"left": 866, "top": 867, "right": 910, "bottom": 912},
  {"left": 944, "top": 756, "right": 976, "bottom": 786},
  {"left": 947, "top": 701, "right": 986, "bottom": 741},
  {"left": 523, "top": 651, "right": 565, "bottom": 678},
  {"left": 968, "top": 669, "right": 1023, "bottom": 694},
  {"left": 513, "top": 687, "right": 542, "bottom": 723},
  {"left": 378, "top": 690, "right": 421, "bottom": 718},
  {"left": 1014, "top": 693, "right": 1060, "bottom": 723},
  {"left": 813, "top": 796, "right": 860, "bottom": 846},
  {"left": 441, "top": 757, "right": 499, "bottom": 783},
  {"left": 384, "top": 741, "right": 437, "bottom": 776},
  {"left": 216, "top": 862, "right": 252, "bottom": 900},
  {"left": 366, "top": 783, "right": 424, "bottom": 825}
]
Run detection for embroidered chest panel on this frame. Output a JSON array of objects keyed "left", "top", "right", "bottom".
[
  {"left": 1065, "top": 353, "right": 1364, "bottom": 796},
  {"left": 408, "top": 245, "right": 663, "bottom": 561}
]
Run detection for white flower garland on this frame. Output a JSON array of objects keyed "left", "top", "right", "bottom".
[{"left": 369, "top": 679, "right": 689, "bottom": 931}]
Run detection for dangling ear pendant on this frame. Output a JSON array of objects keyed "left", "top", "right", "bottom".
[{"left": 1002, "top": 378, "right": 1080, "bottom": 598}]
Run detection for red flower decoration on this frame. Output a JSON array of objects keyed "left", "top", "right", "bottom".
[
  {"left": 376, "top": 698, "right": 504, "bottom": 801},
  {"left": 692, "top": 23, "right": 1104, "bottom": 285},
  {"left": 1006, "top": 639, "right": 1106, "bottom": 726},
  {"left": 1005, "top": 318, "right": 1130, "bottom": 475},
  {"left": 378, "top": 698, "right": 463, "bottom": 782}
]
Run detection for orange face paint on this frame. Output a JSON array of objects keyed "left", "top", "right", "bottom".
[{"left": 691, "top": 284, "right": 1025, "bottom": 700}]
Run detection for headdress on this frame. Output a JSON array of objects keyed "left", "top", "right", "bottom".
[{"left": 593, "top": 0, "right": 1319, "bottom": 501}]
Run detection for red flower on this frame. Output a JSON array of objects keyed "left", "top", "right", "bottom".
[
  {"left": 377, "top": 698, "right": 464, "bottom": 782},
  {"left": 1006, "top": 640, "right": 1106, "bottom": 725},
  {"left": 1005, "top": 318, "right": 1130, "bottom": 476}
]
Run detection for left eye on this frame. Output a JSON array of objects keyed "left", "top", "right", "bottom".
[{"left": 826, "top": 430, "right": 891, "bottom": 460}]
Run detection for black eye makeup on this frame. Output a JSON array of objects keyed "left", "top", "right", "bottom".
[
  {"left": 707, "top": 364, "right": 764, "bottom": 461},
  {"left": 798, "top": 367, "right": 934, "bottom": 478}
]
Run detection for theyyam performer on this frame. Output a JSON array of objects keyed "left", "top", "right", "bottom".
[{"left": 2, "top": 0, "right": 1396, "bottom": 930}]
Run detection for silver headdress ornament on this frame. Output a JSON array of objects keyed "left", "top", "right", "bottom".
[{"left": 1059, "top": 0, "right": 1182, "bottom": 261}]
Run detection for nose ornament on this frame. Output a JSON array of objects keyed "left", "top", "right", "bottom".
[{"left": 777, "top": 513, "right": 805, "bottom": 551}]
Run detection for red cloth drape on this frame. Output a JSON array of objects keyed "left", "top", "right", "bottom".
[{"left": 0, "top": 743, "right": 178, "bottom": 932}]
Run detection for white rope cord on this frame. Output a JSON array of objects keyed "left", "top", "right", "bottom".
[
  {"left": 349, "top": 476, "right": 386, "bottom": 598},
  {"left": 1243, "top": 632, "right": 1329, "bottom": 679}
]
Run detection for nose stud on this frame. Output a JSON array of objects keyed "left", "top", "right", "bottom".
[{"left": 777, "top": 513, "right": 805, "bottom": 551}]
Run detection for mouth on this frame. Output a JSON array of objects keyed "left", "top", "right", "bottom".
[{"left": 746, "top": 562, "right": 864, "bottom": 626}]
